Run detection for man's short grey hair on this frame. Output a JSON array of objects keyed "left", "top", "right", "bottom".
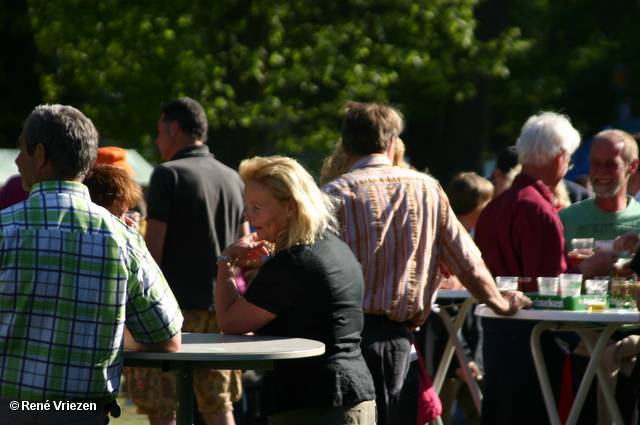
[
  {"left": 516, "top": 112, "right": 581, "bottom": 166},
  {"left": 592, "top": 129, "right": 639, "bottom": 164},
  {"left": 23, "top": 104, "right": 99, "bottom": 179}
]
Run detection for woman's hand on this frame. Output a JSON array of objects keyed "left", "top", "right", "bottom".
[
  {"left": 122, "top": 214, "right": 140, "bottom": 233},
  {"left": 221, "top": 233, "right": 270, "bottom": 267}
]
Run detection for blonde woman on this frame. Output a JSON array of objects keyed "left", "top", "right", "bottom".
[{"left": 216, "top": 156, "right": 376, "bottom": 425}]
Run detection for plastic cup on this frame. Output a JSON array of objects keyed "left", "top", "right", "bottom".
[
  {"left": 585, "top": 279, "right": 609, "bottom": 295},
  {"left": 570, "top": 238, "right": 594, "bottom": 267},
  {"left": 594, "top": 240, "right": 614, "bottom": 253},
  {"left": 571, "top": 238, "right": 594, "bottom": 251},
  {"left": 537, "top": 277, "right": 559, "bottom": 295},
  {"left": 559, "top": 273, "right": 583, "bottom": 297},
  {"left": 495, "top": 276, "right": 518, "bottom": 292}
]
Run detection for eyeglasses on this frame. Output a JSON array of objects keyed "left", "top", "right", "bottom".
[{"left": 562, "top": 152, "right": 575, "bottom": 172}]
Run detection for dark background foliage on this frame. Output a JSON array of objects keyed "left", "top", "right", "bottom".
[{"left": 2, "top": 0, "right": 639, "bottom": 185}]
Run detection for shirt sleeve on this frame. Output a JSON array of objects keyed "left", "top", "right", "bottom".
[
  {"left": 125, "top": 247, "right": 183, "bottom": 343},
  {"left": 146, "top": 166, "right": 175, "bottom": 224},
  {"left": 438, "top": 187, "right": 483, "bottom": 276}
]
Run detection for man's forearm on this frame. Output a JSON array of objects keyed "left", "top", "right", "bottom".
[
  {"left": 124, "top": 327, "right": 181, "bottom": 352},
  {"left": 457, "top": 263, "right": 511, "bottom": 315}
]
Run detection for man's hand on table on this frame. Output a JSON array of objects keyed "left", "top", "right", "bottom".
[
  {"left": 498, "top": 291, "right": 533, "bottom": 316},
  {"left": 457, "top": 264, "right": 531, "bottom": 316}
]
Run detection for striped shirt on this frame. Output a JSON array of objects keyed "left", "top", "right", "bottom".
[
  {"left": 0, "top": 181, "right": 183, "bottom": 401},
  {"left": 322, "top": 155, "right": 481, "bottom": 326}
]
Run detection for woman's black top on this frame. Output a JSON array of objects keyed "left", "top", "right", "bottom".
[{"left": 243, "top": 231, "right": 376, "bottom": 415}]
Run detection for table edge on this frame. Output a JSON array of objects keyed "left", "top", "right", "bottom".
[{"left": 474, "top": 304, "right": 640, "bottom": 323}]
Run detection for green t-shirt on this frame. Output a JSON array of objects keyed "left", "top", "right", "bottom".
[{"left": 559, "top": 196, "right": 640, "bottom": 252}]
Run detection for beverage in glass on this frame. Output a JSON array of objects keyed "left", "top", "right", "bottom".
[
  {"left": 537, "top": 277, "right": 559, "bottom": 296},
  {"left": 610, "top": 277, "right": 628, "bottom": 308},
  {"left": 570, "top": 238, "right": 594, "bottom": 267},
  {"left": 559, "top": 273, "right": 582, "bottom": 297},
  {"left": 495, "top": 276, "right": 518, "bottom": 292}
]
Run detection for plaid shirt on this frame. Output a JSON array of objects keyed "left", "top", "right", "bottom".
[
  {"left": 0, "top": 181, "right": 182, "bottom": 401},
  {"left": 322, "top": 155, "right": 482, "bottom": 326}
]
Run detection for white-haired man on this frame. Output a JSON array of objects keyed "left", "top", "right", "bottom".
[
  {"left": 475, "top": 112, "right": 617, "bottom": 425},
  {"left": 476, "top": 112, "right": 616, "bottom": 279}
]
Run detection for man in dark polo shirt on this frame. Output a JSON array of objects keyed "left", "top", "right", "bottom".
[{"left": 128, "top": 97, "right": 247, "bottom": 425}]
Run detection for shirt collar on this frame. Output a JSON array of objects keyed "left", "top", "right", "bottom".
[
  {"left": 171, "top": 144, "right": 212, "bottom": 161},
  {"left": 348, "top": 154, "right": 392, "bottom": 172},
  {"left": 513, "top": 173, "right": 555, "bottom": 205},
  {"left": 29, "top": 181, "right": 91, "bottom": 200}
]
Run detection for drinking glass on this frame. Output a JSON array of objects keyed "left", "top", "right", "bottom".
[
  {"left": 559, "top": 273, "right": 582, "bottom": 297},
  {"left": 570, "top": 238, "right": 594, "bottom": 267},
  {"left": 495, "top": 276, "right": 518, "bottom": 292},
  {"left": 610, "top": 277, "right": 628, "bottom": 308},
  {"left": 518, "top": 277, "right": 533, "bottom": 292},
  {"left": 537, "top": 277, "right": 559, "bottom": 296},
  {"left": 585, "top": 279, "right": 609, "bottom": 295}
]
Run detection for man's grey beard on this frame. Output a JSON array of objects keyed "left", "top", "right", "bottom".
[{"left": 592, "top": 179, "right": 625, "bottom": 198}]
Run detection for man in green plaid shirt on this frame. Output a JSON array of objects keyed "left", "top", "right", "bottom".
[{"left": 0, "top": 104, "right": 183, "bottom": 424}]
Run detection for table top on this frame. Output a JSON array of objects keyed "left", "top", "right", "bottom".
[
  {"left": 124, "top": 332, "right": 326, "bottom": 362},
  {"left": 436, "top": 289, "right": 472, "bottom": 299},
  {"left": 475, "top": 304, "right": 640, "bottom": 323}
]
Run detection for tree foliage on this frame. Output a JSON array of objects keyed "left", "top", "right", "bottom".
[
  {"left": 0, "top": 0, "right": 41, "bottom": 146},
  {"left": 490, "top": 0, "right": 640, "bottom": 148},
  {"left": 27, "top": 0, "right": 525, "bottom": 170}
]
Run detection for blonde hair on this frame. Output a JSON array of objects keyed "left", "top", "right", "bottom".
[
  {"left": 239, "top": 156, "right": 339, "bottom": 254},
  {"left": 319, "top": 139, "right": 353, "bottom": 186},
  {"left": 319, "top": 137, "right": 413, "bottom": 185},
  {"left": 553, "top": 180, "right": 572, "bottom": 210}
]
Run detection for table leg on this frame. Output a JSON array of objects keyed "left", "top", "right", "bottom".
[
  {"left": 568, "top": 325, "right": 624, "bottom": 425},
  {"left": 531, "top": 321, "right": 562, "bottom": 425},
  {"left": 176, "top": 364, "right": 195, "bottom": 425},
  {"left": 531, "top": 321, "right": 625, "bottom": 425},
  {"left": 432, "top": 298, "right": 482, "bottom": 413}
]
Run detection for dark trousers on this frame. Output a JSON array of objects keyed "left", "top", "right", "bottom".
[{"left": 360, "top": 314, "right": 413, "bottom": 425}]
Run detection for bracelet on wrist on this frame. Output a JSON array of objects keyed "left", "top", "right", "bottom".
[{"left": 216, "top": 256, "right": 235, "bottom": 267}]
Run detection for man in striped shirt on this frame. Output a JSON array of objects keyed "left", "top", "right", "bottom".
[
  {"left": 321, "top": 101, "right": 530, "bottom": 425},
  {"left": 0, "top": 104, "right": 183, "bottom": 424}
]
